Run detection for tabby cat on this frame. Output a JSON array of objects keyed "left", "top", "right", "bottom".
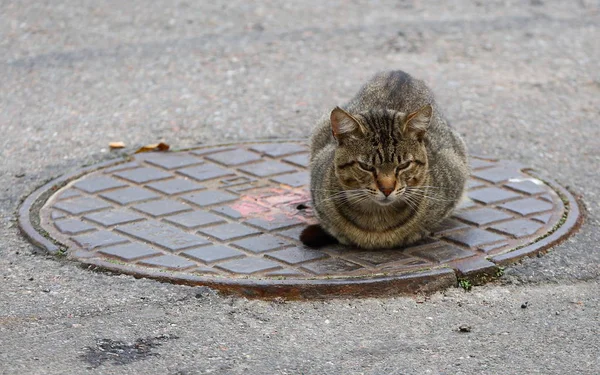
[{"left": 301, "top": 70, "right": 469, "bottom": 249}]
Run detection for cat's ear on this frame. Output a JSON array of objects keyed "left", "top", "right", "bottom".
[
  {"left": 330, "top": 107, "right": 364, "bottom": 142},
  {"left": 402, "top": 104, "right": 433, "bottom": 141}
]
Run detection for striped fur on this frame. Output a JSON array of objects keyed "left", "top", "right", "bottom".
[{"left": 303, "top": 70, "right": 469, "bottom": 249}]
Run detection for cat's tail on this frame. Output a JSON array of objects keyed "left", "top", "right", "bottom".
[{"left": 300, "top": 224, "right": 338, "bottom": 248}]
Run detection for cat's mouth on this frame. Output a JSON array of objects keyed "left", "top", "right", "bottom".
[
  {"left": 373, "top": 195, "right": 398, "bottom": 206},
  {"left": 372, "top": 186, "right": 406, "bottom": 206}
]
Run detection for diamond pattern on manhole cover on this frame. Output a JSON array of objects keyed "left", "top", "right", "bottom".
[{"left": 23, "top": 141, "right": 581, "bottom": 299}]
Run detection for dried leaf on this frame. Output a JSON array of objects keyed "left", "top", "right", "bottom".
[
  {"left": 109, "top": 142, "right": 126, "bottom": 149},
  {"left": 136, "top": 143, "right": 159, "bottom": 153},
  {"left": 134, "top": 142, "right": 170, "bottom": 154},
  {"left": 155, "top": 142, "right": 170, "bottom": 151}
]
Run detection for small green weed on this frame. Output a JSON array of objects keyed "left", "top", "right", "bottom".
[
  {"left": 496, "top": 266, "right": 505, "bottom": 277},
  {"left": 458, "top": 279, "right": 472, "bottom": 291}
]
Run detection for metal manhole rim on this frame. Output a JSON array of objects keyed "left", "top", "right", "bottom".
[
  {"left": 18, "top": 139, "right": 584, "bottom": 299},
  {"left": 489, "top": 168, "right": 584, "bottom": 265}
]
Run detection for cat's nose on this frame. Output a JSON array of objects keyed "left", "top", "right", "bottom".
[
  {"left": 379, "top": 187, "right": 394, "bottom": 197},
  {"left": 377, "top": 177, "right": 396, "bottom": 197}
]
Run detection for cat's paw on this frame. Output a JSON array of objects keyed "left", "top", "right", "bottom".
[{"left": 300, "top": 224, "right": 339, "bottom": 248}]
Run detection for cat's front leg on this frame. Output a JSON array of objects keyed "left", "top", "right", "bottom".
[
  {"left": 401, "top": 230, "right": 429, "bottom": 247},
  {"left": 336, "top": 236, "right": 352, "bottom": 246}
]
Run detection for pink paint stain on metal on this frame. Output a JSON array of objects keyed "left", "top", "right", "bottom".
[
  {"left": 231, "top": 188, "right": 312, "bottom": 221},
  {"left": 264, "top": 192, "right": 306, "bottom": 206},
  {"left": 230, "top": 201, "right": 270, "bottom": 217}
]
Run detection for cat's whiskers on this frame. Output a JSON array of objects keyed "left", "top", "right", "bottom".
[
  {"left": 405, "top": 190, "right": 453, "bottom": 203},
  {"left": 318, "top": 189, "right": 372, "bottom": 206},
  {"left": 407, "top": 186, "right": 451, "bottom": 194},
  {"left": 406, "top": 186, "right": 455, "bottom": 202},
  {"left": 401, "top": 193, "right": 420, "bottom": 212},
  {"left": 345, "top": 190, "right": 378, "bottom": 208},
  {"left": 349, "top": 196, "right": 372, "bottom": 207},
  {"left": 412, "top": 185, "right": 452, "bottom": 190},
  {"left": 412, "top": 193, "right": 456, "bottom": 202},
  {"left": 414, "top": 187, "right": 447, "bottom": 193}
]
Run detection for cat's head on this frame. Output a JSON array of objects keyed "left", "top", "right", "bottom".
[{"left": 330, "top": 105, "right": 432, "bottom": 207}]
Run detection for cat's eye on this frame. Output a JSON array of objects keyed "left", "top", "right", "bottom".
[
  {"left": 357, "top": 162, "right": 376, "bottom": 172},
  {"left": 396, "top": 160, "right": 412, "bottom": 172}
]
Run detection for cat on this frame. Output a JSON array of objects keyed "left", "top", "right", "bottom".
[{"left": 300, "top": 70, "right": 469, "bottom": 249}]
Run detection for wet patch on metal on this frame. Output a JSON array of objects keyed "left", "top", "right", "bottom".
[{"left": 19, "top": 141, "right": 583, "bottom": 299}]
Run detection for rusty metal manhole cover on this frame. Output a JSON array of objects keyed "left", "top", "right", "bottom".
[{"left": 19, "top": 140, "right": 582, "bottom": 299}]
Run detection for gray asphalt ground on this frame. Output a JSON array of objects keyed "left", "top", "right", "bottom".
[{"left": 1, "top": 1, "right": 599, "bottom": 374}]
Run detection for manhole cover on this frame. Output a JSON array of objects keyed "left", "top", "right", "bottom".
[{"left": 19, "top": 140, "right": 582, "bottom": 299}]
